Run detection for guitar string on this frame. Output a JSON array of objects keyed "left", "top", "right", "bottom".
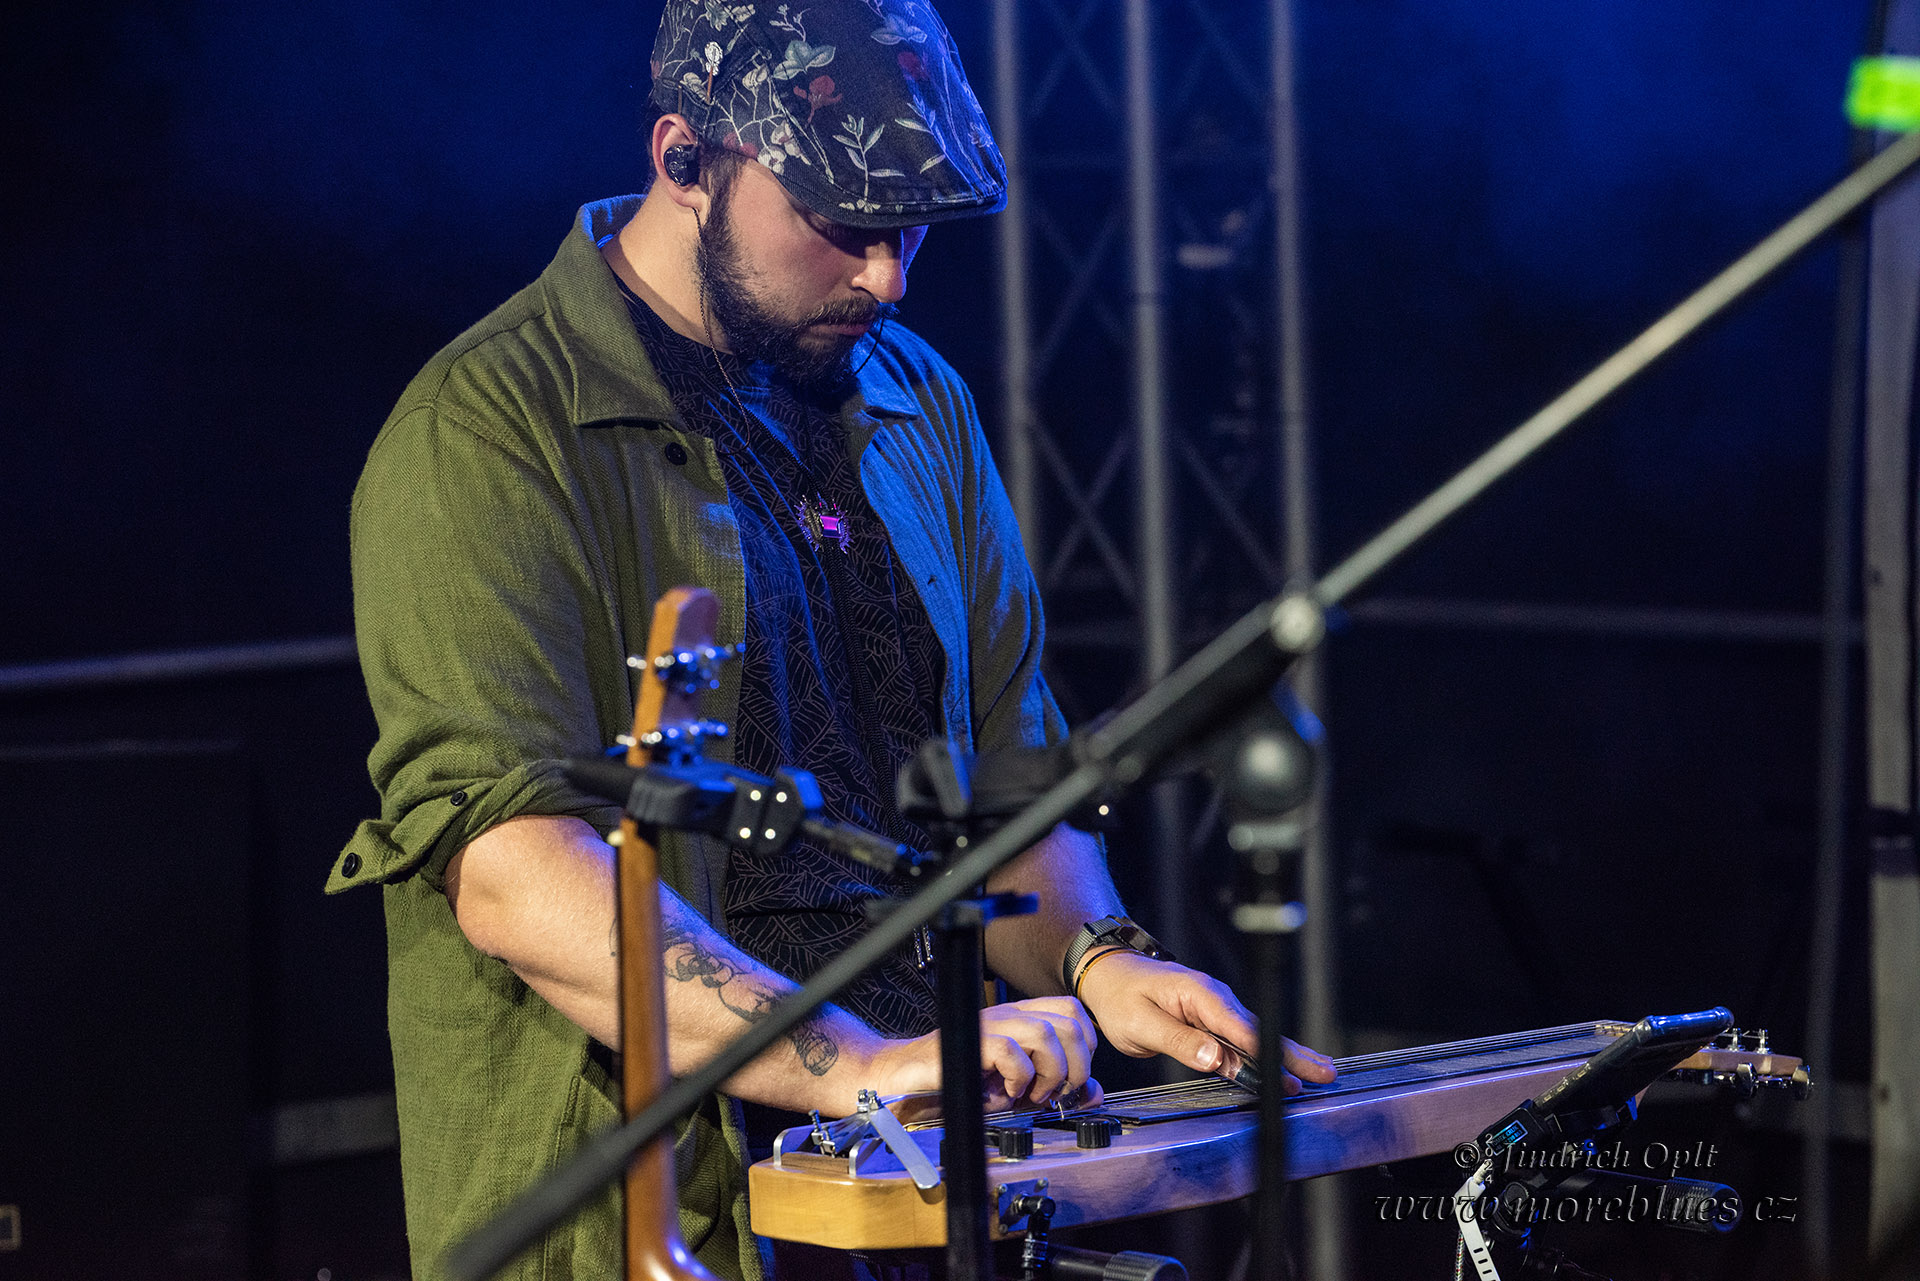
[
  {"left": 963, "top": 1022, "right": 1622, "bottom": 1128},
  {"left": 911, "top": 1021, "right": 1774, "bottom": 1136}
]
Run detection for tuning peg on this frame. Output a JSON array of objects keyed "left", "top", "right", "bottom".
[
  {"left": 1791, "top": 1064, "right": 1813, "bottom": 1101},
  {"left": 1731, "top": 1062, "right": 1757, "bottom": 1099}
]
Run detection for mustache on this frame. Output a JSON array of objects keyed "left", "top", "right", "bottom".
[{"left": 798, "top": 299, "right": 900, "bottom": 328}]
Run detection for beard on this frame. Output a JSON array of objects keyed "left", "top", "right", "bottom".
[{"left": 695, "top": 193, "right": 893, "bottom": 395}]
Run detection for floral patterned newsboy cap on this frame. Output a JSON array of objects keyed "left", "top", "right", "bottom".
[{"left": 649, "top": 0, "right": 1007, "bottom": 228}]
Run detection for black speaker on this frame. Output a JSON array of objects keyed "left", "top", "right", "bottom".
[{"left": 0, "top": 744, "right": 252, "bottom": 1280}]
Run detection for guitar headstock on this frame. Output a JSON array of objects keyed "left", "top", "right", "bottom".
[
  {"left": 1668, "top": 1027, "right": 1813, "bottom": 1100},
  {"left": 620, "top": 587, "right": 737, "bottom": 768}
]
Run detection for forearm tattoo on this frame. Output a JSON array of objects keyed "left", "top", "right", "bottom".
[{"left": 660, "top": 915, "right": 839, "bottom": 1076}]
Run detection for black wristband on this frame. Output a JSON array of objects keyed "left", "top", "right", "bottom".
[{"left": 1060, "top": 915, "right": 1176, "bottom": 993}]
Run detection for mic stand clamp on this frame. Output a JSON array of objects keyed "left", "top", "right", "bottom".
[{"left": 564, "top": 755, "right": 936, "bottom": 880}]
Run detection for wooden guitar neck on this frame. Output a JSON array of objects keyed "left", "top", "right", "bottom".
[{"left": 620, "top": 587, "right": 724, "bottom": 1281}]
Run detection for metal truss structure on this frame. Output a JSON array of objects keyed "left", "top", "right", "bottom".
[
  {"left": 981, "top": 1, "right": 1920, "bottom": 1276},
  {"left": 986, "top": 0, "right": 1344, "bottom": 1272}
]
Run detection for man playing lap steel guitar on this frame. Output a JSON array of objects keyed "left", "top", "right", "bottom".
[{"left": 331, "top": 2, "right": 1333, "bottom": 1277}]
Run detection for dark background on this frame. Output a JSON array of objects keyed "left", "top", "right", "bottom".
[{"left": 0, "top": 1, "right": 1887, "bottom": 1277}]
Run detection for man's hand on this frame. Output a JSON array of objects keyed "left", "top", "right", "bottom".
[
  {"left": 855, "top": 997, "right": 1105, "bottom": 1114},
  {"left": 1073, "top": 951, "right": 1336, "bottom": 1095}
]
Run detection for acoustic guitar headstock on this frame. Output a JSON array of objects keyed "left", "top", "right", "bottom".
[
  {"left": 1668, "top": 1027, "right": 1813, "bottom": 1099},
  {"left": 620, "top": 587, "right": 737, "bottom": 769}
]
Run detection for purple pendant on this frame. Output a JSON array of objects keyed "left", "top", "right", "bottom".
[{"left": 799, "top": 495, "right": 854, "bottom": 553}]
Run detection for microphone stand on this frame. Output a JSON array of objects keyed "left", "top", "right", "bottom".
[
  {"left": 890, "top": 740, "right": 1041, "bottom": 1281},
  {"left": 444, "top": 125, "right": 1920, "bottom": 1281},
  {"left": 1206, "top": 689, "right": 1321, "bottom": 1281}
]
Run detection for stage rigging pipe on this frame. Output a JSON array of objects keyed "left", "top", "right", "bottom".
[
  {"left": 0, "top": 635, "right": 358, "bottom": 694},
  {"left": 991, "top": 0, "right": 1038, "bottom": 549},
  {"left": 1124, "top": 0, "right": 1173, "bottom": 685},
  {"left": 1267, "top": 0, "right": 1345, "bottom": 1276},
  {"left": 1860, "top": 0, "right": 1920, "bottom": 1260},
  {"left": 1805, "top": 3, "right": 1894, "bottom": 1263},
  {"left": 1271, "top": 0, "right": 1315, "bottom": 597},
  {"left": 1123, "top": 0, "right": 1188, "bottom": 958}
]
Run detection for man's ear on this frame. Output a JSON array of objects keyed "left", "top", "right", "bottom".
[{"left": 650, "top": 113, "right": 708, "bottom": 213}]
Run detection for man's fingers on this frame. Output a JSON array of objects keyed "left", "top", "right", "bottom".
[
  {"left": 981, "top": 1032, "right": 1036, "bottom": 1103},
  {"left": 980, "top": 1011, "right": 1084, "bottom": 1103},
  {"left": 1016, "top": 995, "right": 1098, "bottom": 1047},
  {"left": 988, "top": 996, "right": 1097, "bottom": 1052},
  {"left": 979, "top": 1000, "right": 1098, "bottom": 1103},
  {"left": 1171, "top": 980, "right": 1335, "bottom": 1086},
  {"left": 1283, "top": 1035, "right": 1337, "bottom": 1084},
  {"left": 1123, "top": 964, "right": 1337, "bottom": 1087},
  {"left": 1171, "top": 975, "right": 1259, "bottom": 1058},
  {"left": 1020, "top": 1020, "right": 1071, "bottom": 1102},
  {"left": 1118, "top": 1000, "right": 1235, "bottom": 1076},
  {"left": 1028, "top": 1010, "right": 1094, "bottom": 1092},
  {"left": 990, "top": 998, "right": 1098, "bottom": 1083}
]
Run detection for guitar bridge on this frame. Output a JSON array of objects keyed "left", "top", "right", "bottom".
[{"left": 771, "top": 1091, "right": 943, "bottom": 1190}]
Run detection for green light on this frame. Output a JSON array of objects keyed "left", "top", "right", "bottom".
[{"left": 1848, "top": 56, "right": 1920, "bottom": 132}]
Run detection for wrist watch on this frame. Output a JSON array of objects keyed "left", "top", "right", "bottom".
[{"left": 1060, "top": 914, "right": 1176, "bottom": 992}]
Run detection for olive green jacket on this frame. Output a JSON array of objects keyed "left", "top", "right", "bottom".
[{"left": 330, "top": 197, "right": 1063, "bottom": 1280}]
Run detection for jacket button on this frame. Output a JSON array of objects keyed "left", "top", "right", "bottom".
[
  {"left": 450, "top": 789, "right": 468, "bottom": 807},
  {"left": 341, "top": 852, "right": 362, "bottom": 878},
  {"left": 664, "top": 442, "right": 690, "bottom": 465}
]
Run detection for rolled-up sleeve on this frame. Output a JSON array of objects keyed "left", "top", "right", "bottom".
[{"left": 329, "top": 403, "right": 621, "bottom": 895}]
